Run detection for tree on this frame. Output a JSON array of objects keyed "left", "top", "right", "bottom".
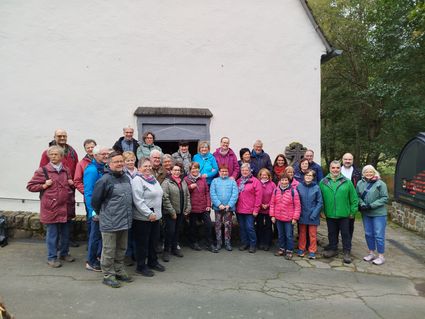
[{"left": 310, "top": 0, "right": 425, "bottom": 169}]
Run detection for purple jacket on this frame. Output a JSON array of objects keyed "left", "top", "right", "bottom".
[
  {"left": 184, "top": 176, "right": 211, "bottom": 213},
  {"left": 213, "top": 148, "right": 240, "bottom": 179},
  {"left": 236, "top": 176, "right": 263, "bottom": 214},
  {"left": 259, "top": 180, "right": 276, "bottom": 215}
]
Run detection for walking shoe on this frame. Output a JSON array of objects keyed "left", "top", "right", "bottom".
[
  {"left": 190, "top": 243, "right": 202, "bottom": 251},
  {"left": 207, "top": 245, "right": 218, "bottom": 253},
  {"left": 86, "top": 262, "right": 102, "bottom": 272},
  {"left": 59, "top": 254, "right": 75, "bottom": 262},
  {"left": 249, "top": 246, "right": 257, "bottom": 253},
  {"left": 323, "top": 250, "right": 337, "bottom": 258},
  {"left": 149, "top": 263, "right": 166, "bottom": 272},
  {"left": 47, "top": 259, "right": 62, "bottom": 268},
  {"left": 136, "top": 268, "right": 155, "bottom": 277},
  {"left": 224, "top": 242, "right": 233, "bottom": 251},
  {"left": 343, "top": 252, "right": 352, "bottom": 264},
  {"left": 239, "top": 244, "right": 249, "bottom": 251},
  {"left": 102, "top": 276, "right": 121, "bottom": 288},
  {"left": 297, "top": 250, "right": 305, "bottom": 257},
  {"left": 162, "top": 251, "right": 170, "bottom": 262},
  {"left": 116, "top": 273, "right": 133, "bottom": 282},
  {"left": 172, "top": 248, "right": 184, "bottom": 257},
  {"left": 285, "top": 250, "right": 293, "bottom": 260},
  {"left": 308, "top": 252, "right": 316, "bottom": 260},
  {"left": 274, "top": 248, "right": 285, "bottom": 257},
  {"left": 372, "top": 256, "right": 385, "bottom": 265},
  {"left": 363, "top": 253, "right": 376, "bottom": 262}
]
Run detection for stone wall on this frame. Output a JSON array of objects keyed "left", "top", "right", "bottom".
[
  {"left": 0, "top": 211, "right": 88, "bottom": 240},
  {"left": 390, "top": 201, "right": 425, "bottom": 237}
]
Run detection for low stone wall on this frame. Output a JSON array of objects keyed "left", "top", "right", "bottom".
[
  {"left": 390, "top": 201, "right": 425, "bottom": 237},
  {"left": 0, "top": 211, "right": 88, "bottom": 240}
]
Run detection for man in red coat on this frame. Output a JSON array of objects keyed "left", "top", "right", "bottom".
[{"left": 39, "top": 129, "right": 79, "bottom": 246}]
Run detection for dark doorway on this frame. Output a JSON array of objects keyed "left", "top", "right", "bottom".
[{"left": 156, "top": 140, "right": 199, "bottom": 157}]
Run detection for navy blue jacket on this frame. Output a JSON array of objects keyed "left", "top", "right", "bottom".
[
  {"left": 250, "top": 150, "right": 272, "bottom": 177},
  {"left": 296, "top": 181, "right": 323, "bottom": 225}
]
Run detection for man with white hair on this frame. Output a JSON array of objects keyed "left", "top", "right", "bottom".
[
  {"left": 250, "top": 140, "right": 272, "bottom": 177},
  {"left": 84, "top": 146, "right": 110, "bottom": 272}
]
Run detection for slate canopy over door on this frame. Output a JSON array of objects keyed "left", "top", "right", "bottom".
[{"left": 134, "top": 107, "right": 213, "bottom": 156}]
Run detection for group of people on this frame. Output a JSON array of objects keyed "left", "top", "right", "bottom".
[{"left": 26, "top": 127, "right": 389, "bottom": 288}]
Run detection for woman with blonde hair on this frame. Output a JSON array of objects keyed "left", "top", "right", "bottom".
[{"left": 356, "top": 165, "right": 389, "bottom": 265}]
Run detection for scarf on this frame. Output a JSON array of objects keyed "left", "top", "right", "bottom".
[
  {"left": 141, "top": 174, "right": 157, "bottom": 185},
  {"left": 219, "top": 148, "right": 229, "bottom": 156},
  {"left": 279, "top": 183, "right": 290, "bottom": 194},
  {"left": 187, "top": 173, "right": 201, "bottom": 184},
  {"left": 261, "top": 178, "right": 269, "bottom": 184},
  {"left": 172, "top": 175, "right": 182, "bottom": 187},
  {"left": 273, "top": 165, "right": 286, "bottom": 178},
  {"left": 238, "top": 175, "right": 252, "bottom": 193},
  {"left": 50, "top": 162, "right": 63, "bottom": 173}
]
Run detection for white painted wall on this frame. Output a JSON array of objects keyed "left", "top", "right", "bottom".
[{"left": 0, "top": 0, "right": 325, "bottom": 212}]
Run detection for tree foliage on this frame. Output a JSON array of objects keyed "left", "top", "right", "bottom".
[{"left": 310, "top": 0, "right": 425, "bottom": 169}]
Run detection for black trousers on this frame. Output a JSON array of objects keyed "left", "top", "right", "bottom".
[
  {"left": 256, "top": 214, "right": 272, "bottom": 247},
  {"left": 133, "top": 219, "right": 160, "bottom": 270},
  {"left": 326, "top": 217, "right": 351, "bottom": 252},
  {"left": 164, "top": 214, "right": 184, "bottom": 251},
  {"left": 188, "top": 212, "right": 213, "bottom": 246}
]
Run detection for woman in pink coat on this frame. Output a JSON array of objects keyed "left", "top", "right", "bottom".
[
  {"left": 236, "top": 163, "right": 262, "bottom": 253},
  {"left": 256, "top": 168, "right": 276, "bottom": 251},
  {"left": 270, "top": 173, "right": 301, "bottom": 260},
  {"left": 27, "top": 146, "right": 75, "bottom": 268}
]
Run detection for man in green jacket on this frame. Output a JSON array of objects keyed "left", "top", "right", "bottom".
[{"left": 319, "top": 160, "right": 358, "bottom": 263}]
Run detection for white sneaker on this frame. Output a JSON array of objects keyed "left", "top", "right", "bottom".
[
  {"left": 363, "top": 253, "right": 376, "bottom": 262},
  {"left": 372, "top": 256, "right": 385, "bottom": 265}
]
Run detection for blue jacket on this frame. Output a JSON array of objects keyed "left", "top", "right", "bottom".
[
  {"left": 210, "top": 177, "right": 238, "bottom": 211},
  {"left": 250, "top": 150, "right": 273, "bottom": 177},
  {"left": 83, "top": 159, "right": 105, "bottom": 219},
  {"left": 296, "top": 181, "right": 323, "bottom": 225},
  {"left": 193, "top": 152, "right": 219, "bottom": 185}
]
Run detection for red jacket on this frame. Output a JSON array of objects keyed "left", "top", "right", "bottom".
[
  {"left": 259, "top": 180, "right": 276, "bottom": 215},
  {"left": 236, "top": 177, "right": 263, "bottom": 214},
  {"left": 269, "top": 186, "right": 301, "bottom": 222},
  {"left": 39, "top": 144, "right": 79, "bottom": 178},
  {"left": 74, "top": 155, "right": 92, "bottom": 194},
  {"left": 27, "top": 163, "right": 75, "bottom": 224},
  {"left": 184, "top": 176, "right": 211, "bottom": 213}
]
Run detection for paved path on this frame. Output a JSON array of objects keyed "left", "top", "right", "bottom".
[{"left": 1, "top": 220, "right": 425, "bottom": 319}]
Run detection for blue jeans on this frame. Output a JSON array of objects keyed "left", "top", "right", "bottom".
[
  {"left": 276, "top": 220, "right": 294, "bottom": 251},
  {"left": 362, "top": 215, "right": 387, "bottom": 254},
  {"left": 46, "top": 222, "right": 69, "bottom": 261},
  {"left": 237, "top": 213, "right": 256, "bottom": 247},
  {"left": 87, "top": 219, "right": 102, "bottom": 266}
]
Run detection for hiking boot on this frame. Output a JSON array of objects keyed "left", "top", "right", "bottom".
[
  {"left": 86, "top": 262, "right": 102, "bottom": 272},
  {"left": 285, "top": 250, "right": 293, "bottom": 260},
  {"left": 274, "top": 248, "right": 285, "bottom": 257},
  {"left": 249, "top": 246, "right": 257, "bottom": 253},
  {"left": 172, "top": 248, "right": 184, "bottom": 257},
  {"left": 224, "top": 242, "right": 233, "bottom": 251},
  {"left": 47, "top": 259, "right": 62, "bottom": 268},
  {"left": 343, "top": 251, "right": 352, "bottom": 264},
  {"left": 59, "top": 254, "right": 75, "bottom": 262},
  {"left": 363, "top": 253, "right": 376, "bottom": 262},
  {"left": 162, "top": 251, "right": 170, "bottom": 262},
  {"left": 190, "top": 243, "right": 202, "bottom": 251},
  {"left": 116, "top": 273, "right": 133, "bottom": 282},
  {"left": 372, "top": 256, "right": 385, "bottom": 265},
  {"left": 239, "top": 244, "right": 249, "bottom": 251},
  {"left": 297, "top": 250, "right": 305, "bottom": 257},
  {"left": 102, "top": 276, "right": 121, "bottom": 288},
  {"left": 136, "top": 268, "right": 154, "bottom": 277},
  {"left": 323, "top": 250, "right": 338, "bottom": 258},
  {"left": 149, "top": 263, "right": 166, "bottom": 272}
]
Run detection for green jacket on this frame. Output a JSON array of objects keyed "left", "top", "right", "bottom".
[
  {"left": 356, "top": 178, "right": 388, "bottom": 217},
  {"left": 161, "top": 176, "right": 191, "bottom": 216},
  {"left": 319, "top": 174, "right": 358, "bottom": 219}
]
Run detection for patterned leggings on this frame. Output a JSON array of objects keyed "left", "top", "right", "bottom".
[{"left": 215, "top": 210, "right": 233, "bottom": 243}]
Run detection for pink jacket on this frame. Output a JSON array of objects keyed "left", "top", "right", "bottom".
[
  {"left": 236, "top": 176, "right": 263, "bottom": 214},
  {"left": 213, "top": 148, "right": 240, "bottom": 179},
  {"left": 269, "top": 186, "right": 301, "bottom": 222},
  {"left": 74, "top": 155, "right": 92, "bottom": 194},
  {"left": 27, "top": 163, "right": 75, "bottom": 224},
  {"left": 259, "top": 180, "right": 276, "bottom": 215}
]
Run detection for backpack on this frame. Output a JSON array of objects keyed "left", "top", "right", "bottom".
[
  {"left": 0, "top": 214, "right": 8, "bottom": 247},
  {"left": 39, "top": 166, "right": 50, "bottom": 199}
]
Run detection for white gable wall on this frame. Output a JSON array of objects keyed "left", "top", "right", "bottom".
[{"left": 0, "top": 0, "right": 325, "bottom": 211}]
